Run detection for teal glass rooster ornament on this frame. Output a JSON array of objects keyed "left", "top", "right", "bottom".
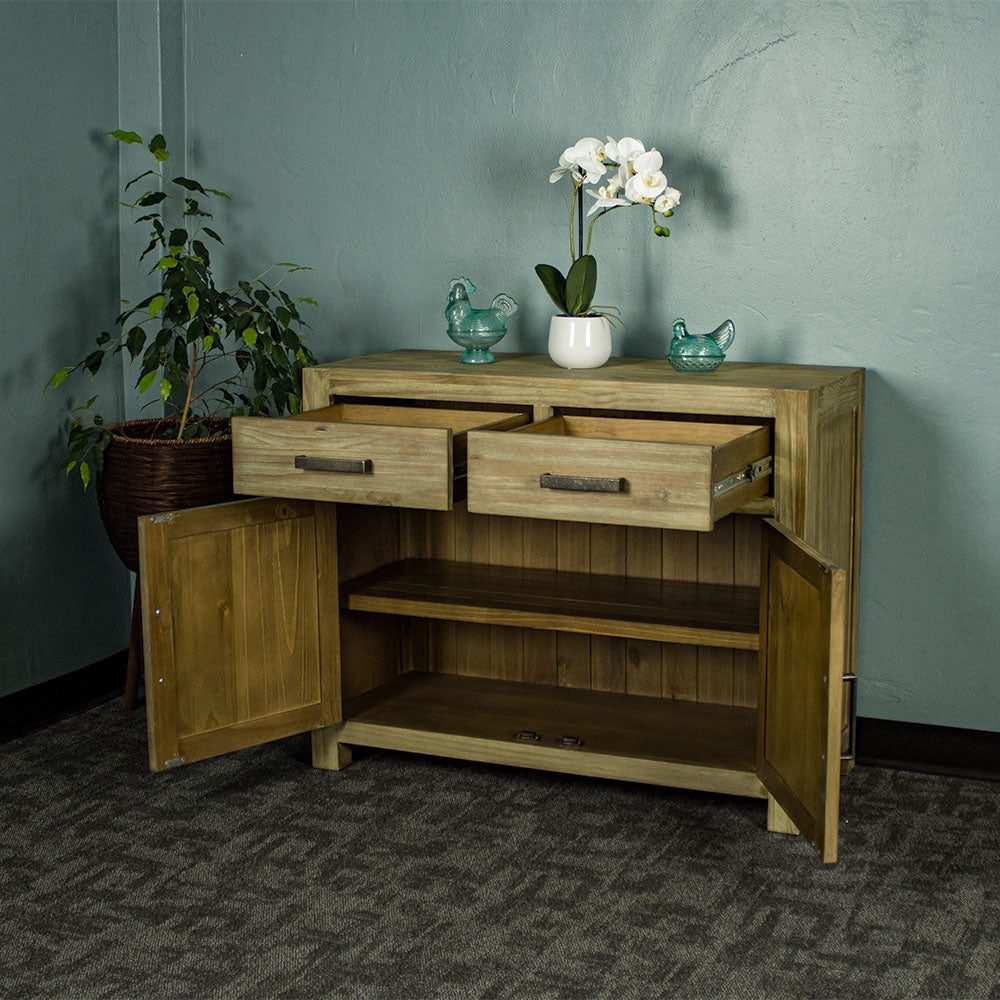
[
  {"left": 666, "top": 318, "right": 735, "bottom": 373},
  {"left": 445, "top": 278, "right": 517, "bottom": 364}
]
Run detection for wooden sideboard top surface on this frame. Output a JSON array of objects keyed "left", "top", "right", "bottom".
[{"left": 305, "top": 350, "right": 864, "bottom": 417}]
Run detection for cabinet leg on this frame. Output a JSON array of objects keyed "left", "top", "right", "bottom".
[
  {"left": 767, "top": 795, "right": 801, "bottom": 836},
  {"left": 312, "top": 725, "right": 353, "bottom": 771}
]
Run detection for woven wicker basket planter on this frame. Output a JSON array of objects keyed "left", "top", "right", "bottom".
[{"left": 96, "top": 418, "right": 235, "bottom": 573}]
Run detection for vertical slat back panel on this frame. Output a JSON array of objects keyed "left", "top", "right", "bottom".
[
  {"left": 556, "top": 521, "right": 591, "bottom": 688},
  {"left": 521, "top": 516, "right": 558, "bottom": 686},
  {"left": 591, "top": 523, "right": 627, "bottom": 693}
]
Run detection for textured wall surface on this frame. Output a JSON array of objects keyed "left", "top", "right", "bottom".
[
  {"left": 0, "top": 1, "right": 128, "bottom": 696},
  {"left": 175, "top": 0, "right": 1000, "bottom": 730},
  {"left": 6, "top": 0, "right": 999, "bottom": 732}
]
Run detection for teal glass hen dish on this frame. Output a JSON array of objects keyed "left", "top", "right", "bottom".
[
  {"left": 445, "top": 279, "right": 517, "bottom": 364},
  {"left": 666, "top": 318, "right": 735, "bottom": 373}
]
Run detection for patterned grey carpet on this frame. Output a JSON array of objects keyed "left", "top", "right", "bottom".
[{"left": 1, "top": 700, "right": 998, "bottom": 1000}]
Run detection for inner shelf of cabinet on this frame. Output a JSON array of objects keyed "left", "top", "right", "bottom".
[
  {"left": 339, "top": 671, "right": 764, "bottom": 797},
  {"left": 341, "top": 558, "right": 760, "bottom": 650}
]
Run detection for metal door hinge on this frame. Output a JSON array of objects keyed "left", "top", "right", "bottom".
[
  {"left": 164, "top": 756, "right": 187, "bottom": 768},
  {"left": 150, "top": 513, "right": 174, "bottom": 524},
  {"left": 713, "top": 456, "right": 773, "bottom": 497}
]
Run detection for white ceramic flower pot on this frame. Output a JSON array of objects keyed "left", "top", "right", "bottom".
[{"left": 547, "top": 315, "right": 612, "bottom": 369}]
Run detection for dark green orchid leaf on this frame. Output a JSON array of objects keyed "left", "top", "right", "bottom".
[
  {"left": 565, "top": 255, "right": 597, "bottom": 315},
  {"left": 534, "top": 264, "right": 567, "bottom": 313}
]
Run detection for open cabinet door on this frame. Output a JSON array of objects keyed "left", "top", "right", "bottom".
[
  {"left": 758, "top": 519, "right": 847, "bottom": 863},
  {"left": 139, "top": 497, "right": 340, "bottom": 771}
]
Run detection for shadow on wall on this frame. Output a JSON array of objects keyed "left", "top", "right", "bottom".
[
  {"left": 620, "top": 150, "right": 736, "bottom": 359},
  {"left": 0, "top": 129, "right": 130, "bottom": 693}
]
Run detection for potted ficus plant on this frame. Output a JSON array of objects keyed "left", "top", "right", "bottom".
[
  {"left": 47, "top": 129, "right": 319, "bottom": 707},
  {"left": 535, "top": 136, "right": 680, "bottom": 369}
]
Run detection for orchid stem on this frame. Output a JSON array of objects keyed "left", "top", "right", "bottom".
[{"left": 569, "top": 186, "right": 577, "bottom": 260}]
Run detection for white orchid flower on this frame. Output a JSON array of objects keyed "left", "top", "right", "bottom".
[
  {"left": 654, "top": 188, "right": 682, "bottom": 213},
  {"left": 614, "top": 137, "right": 647, "bottom": 171},
  {"left": 586, "top": 185, "right": 631, "bottom": 216},
  {"left": 549, "top": 137, "right": 607, "bottom": 184},
  {"left": 625, "top": 167, "right": 668, "bottom": 203},
  {"left": 633, "top": 149, "right": 663, "bottom": 174}
]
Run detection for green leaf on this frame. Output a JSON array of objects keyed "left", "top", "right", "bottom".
[
  {"left": 80, "top": 462, "right": 91, "bottom": 488},
  {"left": 565, "top": 255, "right": 597, "bottom": 315},
  {"left": 534, "top": 264, "right": 568, "bottom": 313},
  {"left": 169, "top": 228, "right": 188, "bottom": 248},
  {"left": 202, "top": 334, "right": 214, "bottom": 351},
  {"left": 160, "top": 378, "right": 172, "bottom": 403},
  {"left": 242, "top": 328, "right": 259, "bottom": 348},
  {"left": 296, "top": 297, "right": 318, "bottom": 307},
  {"left": 173, "top": 337, "right": 189, "bottom": 366},
  {"left": 136, "top": 191, "right": 168, "bottom": 207},
  {"left": 154, "top": 256, "right": 178, "bottom": 271},
  {"left": 187, "top": 293, "right": 199, "bottom": 319},
  {"left": 202, "top": 227, "right": 223, "bottom": 244},
  {"left": 147, "top": 294, "right": 165, "bottom": 318},
  {"left": 126, "top": 327, "right": 146, "bottom": 359},
  {"left": 125, "top": 170, "right": 156, "bottom": 192},
  {"left": 137, "top": 370, "right": 157, "bottom": 395},
  {"left": 107, "top": 129, "right": 142, "bottom": 145},
  {"left": 173, "top": 177, "right": 206, "bottom": 194},
  {"left": 46, "top": 367, "right": 69, "bottom": 390},
  {"left": 148, "top": 134, "right": 169, "bottom": 162}
]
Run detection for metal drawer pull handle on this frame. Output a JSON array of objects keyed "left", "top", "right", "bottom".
[
  {"left": 559, "top": 735, "right": 583, "bottom": 748},
  {"left": 540, "top": 473, "right": 628, "bottom": 494},
  {"left": 294, "top": 455, "right": 373, "bottom": 475},
  {"left": 516, "top": 730, "right": 541, "bottom": 743}
]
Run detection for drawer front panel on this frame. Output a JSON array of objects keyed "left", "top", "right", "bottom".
[
  {"left": 233, "top": 416, "right": 453, "bottom": 509},
  {"left": 467, "top": 419, "right": 771, "bottom": 531}
]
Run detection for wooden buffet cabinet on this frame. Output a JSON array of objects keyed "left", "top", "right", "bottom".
[{"left": 139, "top": 351, "right": 864, "bottom": 863}]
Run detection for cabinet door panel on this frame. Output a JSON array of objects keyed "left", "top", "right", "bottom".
[
  {"left": 758, "top": 519, "right": 846, "bottom": 863},
  {"left": 139, "top": 497, "right": 340, "bottom": 771}
]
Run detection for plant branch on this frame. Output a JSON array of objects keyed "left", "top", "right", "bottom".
[{"left": 175, "top": 340, "right": 199, "bottom": 440}]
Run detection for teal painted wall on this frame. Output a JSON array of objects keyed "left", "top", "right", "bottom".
[
  {"left": 0, "top": 1, "right": 129, "bottom": 696},
  {"left": 174, "top": 0, "right": 999, "bottom": 731},
  {"left": 5, "top": 1, "right": 999, "bottom": 734}
]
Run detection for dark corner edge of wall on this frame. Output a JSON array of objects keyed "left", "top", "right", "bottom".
[
  {"left": 857, "top": 716, "right": 1000, "bottom": 783},
  {"left": 0, "top": 650, "right": 128, "bottom": 743}
]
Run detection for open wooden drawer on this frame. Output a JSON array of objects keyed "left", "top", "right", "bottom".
[
  {"left": 467, "top": 414, "right": 772, "bottom": 531},
  {"left": 233, "top": 403, "right": 527, "bottom": 509}
]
